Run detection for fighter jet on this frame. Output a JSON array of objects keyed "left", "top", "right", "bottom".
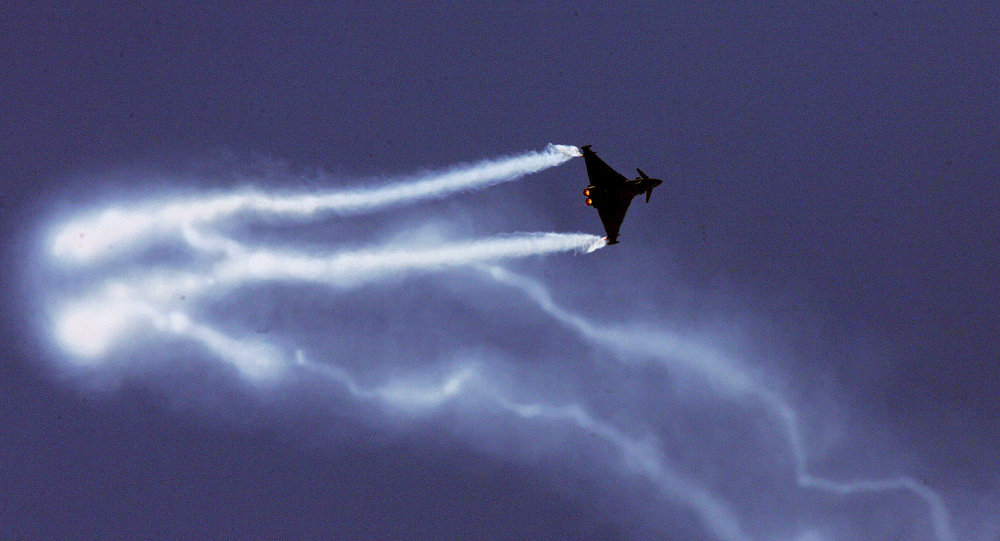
[{"left": 580, "top": 145, "right": 663, "bottom": 244}]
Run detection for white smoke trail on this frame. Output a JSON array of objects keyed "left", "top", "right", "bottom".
[
  {"left": 46, "top": 144, "right": 593, "bottom": 379},
  {"left": 51, "top": 232, "right": 603, "bottom": 372},
  {"left": 45, "top": 150, "right": 743, "bottom": 538},
  {"left": 38, "top": 144, "right": 769, "bottom": 540},
  {"left": 484, "top": 266, "right": 956, "bottom": 541},
  {"left": 34, "top": 145, "right": 777, "bottom": 539},
  {"left": 495, "top": 397, "right": 748, "bottom": 541},
  {"left": 295, "top": 353, "right": 749, "bottom": 541},
  {"left": 50, "top": 144, "right": 581, "bottom": 263},
  {"left": 46, "top": 183, "right": 738, "bottom": 539},
  {"left": 482, "top": 266, "right": 757, "bottom": 395},
  {"left": 213, "top": 232, "right": 605, "bottom": 288}
]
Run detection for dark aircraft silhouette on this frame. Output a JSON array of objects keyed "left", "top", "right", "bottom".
[{"left": 580, "top": 145, "right": 663, "bottom": 244}]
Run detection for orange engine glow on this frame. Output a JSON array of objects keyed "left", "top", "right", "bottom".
[
  {"left": 585, "top": 198, "right": 593, "bottom": 206},
  {"left": 583, "top": 188, "right": 591, "bottom": 197}
]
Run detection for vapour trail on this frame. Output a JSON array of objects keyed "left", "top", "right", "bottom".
[
  {"left": 52, "top": 232, "right": 604, "bottom": 374},
  {"left": 495, "top": 396, "right": 748, "bottom": 541},
  {"left": 39, "top": 140, "right": 753, "bottom": 540},
  {"left": 51, "top": 144, "right": 581, "bottom": 263},
  {"left": 45, "top": 175, "right": 743, "bottom": 537},
  {"left": 48, "top": 143, "right": 594, "bottom": 375},
  {"left": 484, "top": 266, "right": 955, "bottom": 541},
  {"left": 212, "top": 232, "right": 607, "bottom": 288},
  {"left": 296, "top": 353, "right": 749, "bottom": 541}
]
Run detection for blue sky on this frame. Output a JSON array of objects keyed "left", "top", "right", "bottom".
[{"left": 2, "top": 4, "right": 998, "bottom": 540}]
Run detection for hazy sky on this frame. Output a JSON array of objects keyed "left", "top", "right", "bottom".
[{"left": 3, "top": 4, "right": 998, "bottom": 540}]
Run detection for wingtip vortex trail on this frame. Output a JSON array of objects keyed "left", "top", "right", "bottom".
[
  {"left": 39, "top": 145, "right": 798, "bottom": 541},
  {"left": 548, "top": 144, "right": 583, "bottom": 158},
  {"left": 51, "top": 145, "right": 582, "bottom": 264},
  {"left": 584, "top": 236, "right": 607, "bottom": 253}
]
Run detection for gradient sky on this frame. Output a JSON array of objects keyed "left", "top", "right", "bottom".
[{"left": 2, "top": 3, "right": 998, "bottom": 540}]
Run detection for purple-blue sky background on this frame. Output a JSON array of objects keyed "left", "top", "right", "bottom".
[{"left": 2, "top": 4, "right": 998, "bottom": 540}]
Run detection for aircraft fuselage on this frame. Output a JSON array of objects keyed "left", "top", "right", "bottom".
[
  {"left": 584, "top": 177, "right": 663, "bottom": 209},
  {"left": 580, "top": 145, "right": 663, "bottom": 244}
]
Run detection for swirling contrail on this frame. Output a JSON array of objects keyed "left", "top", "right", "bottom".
[
  {"left": 295, "top": 353, "right": 749, "bottom": 541},
  {"left": 50, "top": 144, "right": 582, "bottom": 264},
  {"left": 484, "top": 266, "right": 955, "bottom": 541},
  {"left": 38, "top": 144, "right": 753, "bottom": 539},
  {"left": 51, "top": 231, "right": 604, "bottom": 377},
  {"left": 46, "top": 144, "right": 596, "bottom": 375},
  {"left": 38, "top": 143, "right": 956, "bottom": 540}
]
